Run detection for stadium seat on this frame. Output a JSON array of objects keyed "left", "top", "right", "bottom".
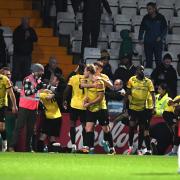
[
  {"left": 109, "top": 59, "right": 119, "bottom": 73},
  {"left": 157, "top": 0, "right": 175, "bottom": 18},
  {"left": 106, "top": 0, "right": 119, "bottom": 15},
  {"left": 70, "top": 30, "right": 82, "bottom": 54},
  {"left": 175, "top": 0, "right": 180, "bottom": 17},
  {"left": 57, "top": 12, "right": 75, "bottom": 35},
  {"left": 131, "top": 32, "right": 144, "bottom": 61},
  {"left": 144, "top": 68, "right": 153, "bottom": 78},
  {"left": 114, "top": 14, "right": 132, "bottom": 32},
  {"left": 0, "top": 26, "right": 12, "bottom": 37},
  {"left": 119, "top": 0, "right": 138, "bottom": 16},
  {"left": 132, "top": 59, "right": 141, "bottom": 66},
  {"left": 131, "top": 15, "right": 143, "bottom": 33},
  {"left": 166, "top": 34, "right": 180, "bottom": 58},
  {"left": 97, "top": 31, "right": 108, "bottom": 50},
  {"left": 108, "top": 32, "right": 122, "bottom": 50},
  {"left": 169, "top": 17, "right": 180, "bottom": 34},
  {"left": 75, "top": 12, "right": 83, "bottom": 31},
  {"left": 138, "top": 0, "right": 156, "bottom": 16},
  {"left": 67, "top": 0, "right": 74, "bottom": 13},
  {"left": 100, "top": 13, "right": 114, "bottom": 34},
  {"left": 109, "top": 48, "right": 120, "bottom": 60},
  {"left": 84, "top": 48, "right": 101, "bottom": 63}
]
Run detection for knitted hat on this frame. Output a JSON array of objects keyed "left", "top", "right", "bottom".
[{"left": 31, "top": 63, "right": 44, "bottom": 73}]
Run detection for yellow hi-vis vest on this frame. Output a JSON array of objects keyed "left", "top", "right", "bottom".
[{"left": 155, "top": 93, "right": 170, "bottom": 116}]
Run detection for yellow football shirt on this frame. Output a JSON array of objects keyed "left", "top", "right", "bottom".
[
  {"left": 0, "top": 75, "right": 12, "bottom": 108},
  {"left": 146, "top": 92, "right": 153, "bottom": 110},
  {"left": 99, "top": 73, "right": 110, "bottom": 109},
  {"left": 165, "top": 95, "right": 180, "bottom": 113},
  {"left": 68, "top": 74, "right": 86, "bottom": 110},
  {"left": 86, "top": 79, "right": 105, "bottom": 112},
  {"left": 40, "top": 90, "right": 61, "bottom": 119},
  {"left": 127, "top": 76, "right": 154, "bottom": 111}
]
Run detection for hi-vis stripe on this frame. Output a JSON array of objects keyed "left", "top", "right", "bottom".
[{"left": 20, "top": 95, "right": 39, "bottom": 101}]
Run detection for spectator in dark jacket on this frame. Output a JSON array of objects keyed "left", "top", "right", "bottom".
[
  {"left": 0, "top": 29, "right": 7, "bottom": 68},
  {"left": 99, "top": 49, "right": 113, "bottom": 80},
  {"left": 73, "top": 0, "right": 112, "bottom": 55},
  {"left": 151, "top": 53, "right": 177, "bottom": 98},
  {"left": 53, "top": 73, "right": 67, "bottom": 112},
  {"left": 114, "top": 56, "right": 136, "bottom": 88},
  {"left": 43, "top": 56, "right": 62, "bottom": 83},
  {"left": 12, "top": 17, "right": 38, "bottom": 85},
  {"left": 138, "top": 2, "right": 167, "bottom": 68}
]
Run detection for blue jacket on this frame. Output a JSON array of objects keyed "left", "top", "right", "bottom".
[{"left": 138, "top": 13, "right": 167, "bottom": 43}]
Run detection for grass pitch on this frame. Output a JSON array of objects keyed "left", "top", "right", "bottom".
[{"left": 0, "top": 153, "right": 179, "bottom": 180}]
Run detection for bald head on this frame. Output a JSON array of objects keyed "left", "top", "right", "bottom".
[{"left": 114, "top": 79, "right": 123, "bottom": 90}]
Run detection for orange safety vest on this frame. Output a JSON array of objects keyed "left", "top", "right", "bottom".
[{"left": 19, "top": 74, "right": 39, "bottom": 110}]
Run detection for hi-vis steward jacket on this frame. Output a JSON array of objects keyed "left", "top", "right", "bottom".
[
  {"left": 155, "top": 93, "right": 171, "bottom": 116},
  {"left": 19, "top": 74, "right": 39, "bottom": 110}
]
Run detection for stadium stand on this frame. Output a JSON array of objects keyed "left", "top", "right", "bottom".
[
  {"left": 169, "top": 16, "right": 180, "bottom": 34},
  {"left": 84, "top": 47, "right": 101, "bottom": 64},
  {"left": 119, "top": 0, "right": 138, "bottom": 16},
  {"left": 0, "top": 0, "right": 77, "bottom": 78},
  {"left": 100, "top": 13, "right": 114, "bottom": 34},
  {"left": 106, "top": 0, "right": 119, "bottom": 15},
  {"left": 175, "top": 0, "right": 180, "bottom": 17},
  {"left": 57, "top": 12, "right": 75, "bottom": 36},
  {"left": 1, "top": 0, "right": 180, "bottom": 91}
]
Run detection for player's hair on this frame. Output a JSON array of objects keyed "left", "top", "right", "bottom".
[
  {"left": 94, "top": 61, "right": 104, "bottom": 68},
  {"left": 158, "top": 83, "right": 169, "bottom": 95},
  {"left": 78, "top": 63, "right": 86, "bottom": 75},
  {"left": 86, "top": 64, "right": 96, "bottom": 75},
  {"left": 163, "top": 53, "right": 172, "bottom": 61},
  {"left": 2, "top": 67, "right": 10, "bottom": 71},
  {"left": 147, "top": 2, "right": 156, "bottom": 8}
]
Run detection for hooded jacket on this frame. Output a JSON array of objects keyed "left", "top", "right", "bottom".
[{"left": 119, "top": 30, "right": 133, "bottom": 59}]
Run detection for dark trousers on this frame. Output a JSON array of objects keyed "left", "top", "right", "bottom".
[
  {"left": 10, "top": 108, "right": 36, "bottom": 151},
  {"left": 55, "top": 0, "right": 67, "bottom": 12},
  {"left": 81, "top": 19, "right": 100, "bottom": 55},
  {"left": 0, "top": 51, "right": 7, "bottom": 68},
  {"left": 12, "top": 54, "right": 31, "bottom": 84},
  {"left": 144, "top": 41, "right": 163, "bottom": 68},
  {"left": 43, "top": 0, "right": 51, "bottom": 26},
  {"left": 43, "top": 0, "right": 67, "bottom": 27}
]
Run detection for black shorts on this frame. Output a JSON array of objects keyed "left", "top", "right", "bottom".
[
  {"left": 86, "top": 109, "right": 109, "bottom": 126},
  {"left": 0, "top": 107, "right": 6, "bottom": 122},
  {"left": 70, "top": 108, "right": 86, "bottom": 124},
  {"left": 145, "top": 109, "right": 153, "bottom": 130},
  {"left": 128, "top": 109, "right": 148, "bottom": 127},
  {"left": 41, "top": 117, "right": 62, "bottom": 137},
  {"left": 163, "top": 111, "right": 177, "bottom": 127}
]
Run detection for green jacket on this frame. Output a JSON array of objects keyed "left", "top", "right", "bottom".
[{"left": 119, "top": 29, "right": 133, "bottom": 59}]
